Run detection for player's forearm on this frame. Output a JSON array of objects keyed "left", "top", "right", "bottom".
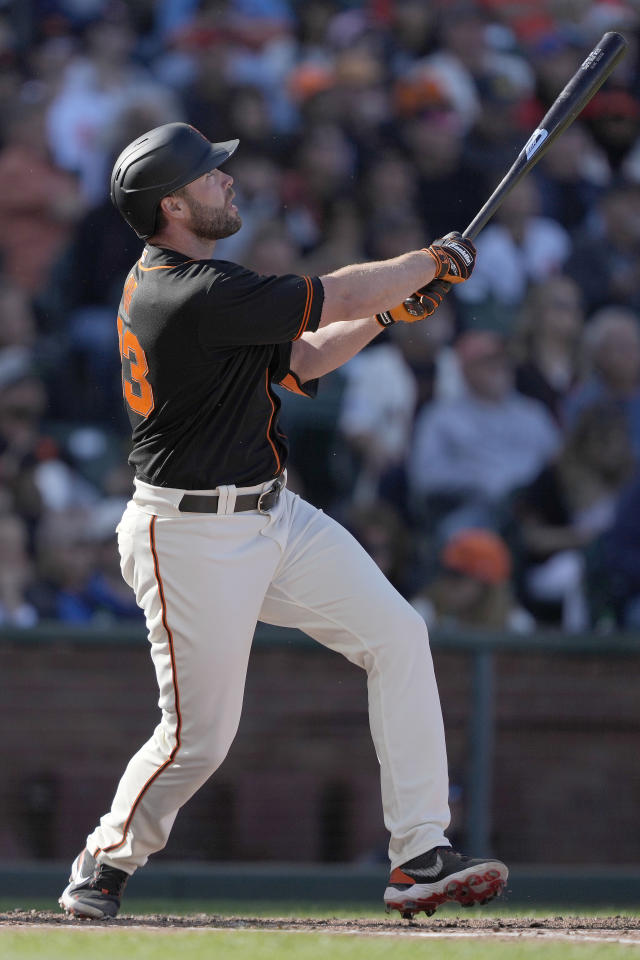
[
  {"left": 290, "top": 315, "right": 382, "bottom": 383},
  {"left": 318, "top": 251, "right": 436, "bottom": 326}
]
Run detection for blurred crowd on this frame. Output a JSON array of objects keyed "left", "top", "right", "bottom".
[{"left": 1, "top": 0, "right": 640, "bottom": 634}]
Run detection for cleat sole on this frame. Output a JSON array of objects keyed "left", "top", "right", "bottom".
[
  {"left": 384, "top": 863, "right": 507, "bottom": 919},
  {"left": 59, "top": 895, "right": 115, "bottom": 920}
]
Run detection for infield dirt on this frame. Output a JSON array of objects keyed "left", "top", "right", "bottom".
[{"left": 2, "top": 911, "right": 640, "bottom": 942}]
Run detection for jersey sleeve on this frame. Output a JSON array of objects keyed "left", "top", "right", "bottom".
[{"left": 199, "top": 264, "right": 324, "bottom": 348}]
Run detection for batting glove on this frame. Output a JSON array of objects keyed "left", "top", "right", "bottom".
[
  {"left": 375, "top": 280, "right": 452, "bottom": 327},
  {"left": 426, "top": 231, "right": 476, "bottom": 284}
]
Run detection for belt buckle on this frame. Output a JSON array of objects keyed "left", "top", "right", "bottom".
[{"left": 257, "top": 475, "right": 283, "bottom": 514}]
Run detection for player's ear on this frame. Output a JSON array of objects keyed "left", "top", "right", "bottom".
[{"left": 159, "top": 192, "right": 187, "bottom": 222}]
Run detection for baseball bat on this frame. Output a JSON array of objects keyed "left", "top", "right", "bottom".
[{"left": 462, "top": 31, "right": 628, "bottom": 241}]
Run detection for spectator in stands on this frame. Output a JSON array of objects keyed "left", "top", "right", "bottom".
[
  {"left": 413, "top": 4, "right": 485, "bottom": 133},
  {"left": 337, "top": 296, "right": 461, "bottom": 511},
  {"left": 464, "top": 63, "right": 533, "bottom": 180},
  {"left": 214, "top": 4, "right": 299, "bottom": 136},
  {"left": 179, "top": 27, "right": 237, "bottom": 143},
  {"left": 242, "top": 220, "right": 302, "bottom": 277},
  {"left": 32, "top": 509, "right": 100, "bottom": 622},
  {"left": 0, "top": 357, "right": 48, "bottom": 531},
  {"left": 365, "top": 211, "right": 427, "bottom": 263},
  {"left": 338, "top": 338, "right": 418, "bottom": 510},
  {"left": 300, "top": 199, "right": 365, "bottom": 275},
  {"left": 399, "top": 107, "right": 489, "bottom": 241},
  {"left": 455, "top": 178, "right": 571, "bottom": 332},
  {"left": 0, "top": 281, "right": 37, "bottom": 353},
  {"left": 601, "top": 471, "right": 640, "bottom": 628},
  {"left": 566, "top": 181, "right": 640, "bottom": 314},
  {"left": 226, "top": 84, "right": 276, "bottom": 154},
  {"left": 0, "top": 511, "right": 37, "bottom": 627},
  {"left": 411, "top": 528, "right": 534, "bottom": 633},
  {"left": 385, "top": 0, "right": 437, "bottom": 63},
  {"left": 330, "top": 43, "right": 391, "bottom": 150},
  {"left": 564, "top": 306, "right": 640, "bottom": 458},
  {"left": 346, "top": 500, "right": 412, "bottom": 596},
  {"left": 391, "top": 301, "right": 463, "bottom": 408},
  {"left": 338, "top": 300, "right": 462, "bottom": 514},
  {"left": 0, "top": 357, "right": 97, "bottom": 534},
  {"left": 534, "top": 123, "right": 609, "bottom": 230},
  {"left": 585, "top": 88, "right": 640, "bottom": 179},
  {"left": 527, "top": 30, "right": 585, "bottom": 115},
  {"left": 0, "top": 14, "right": 23, "bottom": 119},
  {"left": 46, "top": 9, "right": 181, "bottom": 202},
  {"left": 25, "top": 34, "right": 75, "bottom": 103},
  {"left": 0, "top": 103, "right": 85, "bottom": 297},
  {"left": 409, "top": 331, "right": 560, "bottom": 537},
  {"left": 360, "top": 152, "right": 420, "bottom": 234},
  {"left": 287, "top": 121, "right": 357, "bottom": 245},
  {"left": 513, "top": 274, "right": 584, "bottom": 422},
  {"left": 82, "top": 499, "right": 143, "bottom": 621},
  {"left": 514, "top": 403, "right": 634, "bottom": 631}
]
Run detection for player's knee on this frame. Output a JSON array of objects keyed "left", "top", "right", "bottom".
[
  {"left": 191, "top": 736, "right": 234, "bottom": 775},
  {"left": 159, "top": 719, "right": 236, "bottom": 777},
  {"left": 380, "top": 602, "right": 430, "bottom": 657},
  {"left": 193, "top": 728, "right": 240, "bottom": 775},
  {"left": 398, "top": 601, "right": 429, "bottom": 641}
]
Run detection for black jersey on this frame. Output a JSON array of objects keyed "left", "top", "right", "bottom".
[{"left": 116, "top": 244, "right": 324, "bottom": 489}]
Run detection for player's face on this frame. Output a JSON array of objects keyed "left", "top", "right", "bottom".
[{"left": 181, "top": 169, "right": 242, "bottom": 241}]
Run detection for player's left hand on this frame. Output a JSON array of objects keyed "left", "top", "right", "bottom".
[
  {"left": 427, "top": 231, "right": 476, "bottom": 284},
  {"left": 375, "top": 280, "right": 452, "bottom": 327}
]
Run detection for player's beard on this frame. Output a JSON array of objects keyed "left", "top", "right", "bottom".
[{"left": 184, "top": 194, "right": 242, "bottom": 241}]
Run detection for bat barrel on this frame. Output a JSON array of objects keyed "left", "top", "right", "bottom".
[
  {"left": 537, "top": 31, "right": 628, "bottom": 143},
  {"left": 462, "top": 31, "right": 628, "bottom": 241}
]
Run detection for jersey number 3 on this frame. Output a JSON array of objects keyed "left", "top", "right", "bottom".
[{"left": 117, "top": 314, "right": 154, "bottom": 417}]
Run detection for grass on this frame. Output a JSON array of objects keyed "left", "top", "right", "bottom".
[{"left": 1, "top": 929, "right": 639, "bottom": 960}]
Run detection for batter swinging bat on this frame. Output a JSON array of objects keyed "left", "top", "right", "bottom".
[{"left": 462, "top": 31, "right": 628, "bottom": 241}]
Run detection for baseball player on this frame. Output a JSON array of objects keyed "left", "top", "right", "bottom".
[{"left": 59, "top": 122, "right": 508, "bottom": 920}]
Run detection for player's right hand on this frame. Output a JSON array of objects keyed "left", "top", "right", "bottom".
[
  {"left": 375, "top": 280, "right": 452, "bottom": 327},
  {"left": 417, "top": 278, "right": 452, "bottom": 311},
  {"left": 426, "top": 232, "right": 476, "bottom": 284}
]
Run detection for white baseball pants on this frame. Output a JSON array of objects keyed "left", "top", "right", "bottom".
[{"left": 86, "top": 477, "right": 450, "bottom": 874}]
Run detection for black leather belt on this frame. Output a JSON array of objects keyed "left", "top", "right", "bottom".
[{"left": 178, "top": 475, "right": 285, "bottom": 514}]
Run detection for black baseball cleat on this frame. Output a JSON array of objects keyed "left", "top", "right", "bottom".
[
  {"left": 59, "top": 848, "right": 129, "bottom": 919},
  {"left": 384, "top": 845, "right": 508, "bottom": 919}
]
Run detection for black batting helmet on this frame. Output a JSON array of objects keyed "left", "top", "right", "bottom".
[{"left": 110, "top": 122, "right": 239, "bottom": 239}]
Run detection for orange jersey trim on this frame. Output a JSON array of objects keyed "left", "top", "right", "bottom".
[
  {"left": 293, "top": 276, "right": 313, "bottom": 341},
  {"left": 99, "top": 516, "right": 182, "bottom": 855},
  {"left": 264, "top": 368, "right": 282, "bottom": 475},
  {"left": 137, "top": 259, "right": 198, "bottom": 272},
  {"left": 279, "top": 372, "right": 308, "bottom": 397}
]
